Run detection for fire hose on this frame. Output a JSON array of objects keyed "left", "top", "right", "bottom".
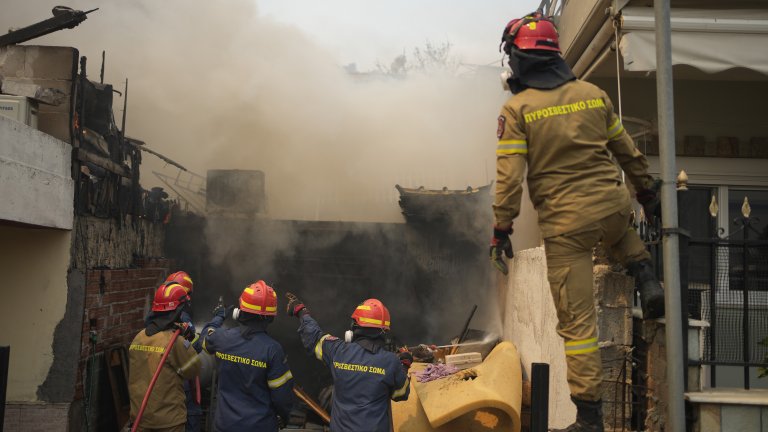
[{"left": 130, "top": 328, "right": 181, "bottom": 432}]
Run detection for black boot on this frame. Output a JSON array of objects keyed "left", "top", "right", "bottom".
[
  {"left": 627, "top": 259, "right": 665, "bottom": 319},
  {"left": 549, "top": 398, "right": 604, "bottom": 432}
]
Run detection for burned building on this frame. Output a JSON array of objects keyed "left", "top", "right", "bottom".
[
  {"left": 1, "top": 9, "right": 502, "bottom": 430},
  {"left": 0, "top": 8, "right": 174, "bottom": 431},
  {"left": 166, "top": 177, "right": 497, "bottom": 414}
]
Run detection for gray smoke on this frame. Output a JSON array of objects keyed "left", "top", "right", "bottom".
[
  {"left": 2, "top": 0, "right": 505, "bottom": 222},
  {"left": 2, "top": 0, "right": 508, "bottom": 338}
]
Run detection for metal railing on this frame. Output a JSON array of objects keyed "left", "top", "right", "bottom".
[
  {"left": 537, "top": 0, "right": 566, "bottom": 17},
  {"left": 638, "top": 188, "right": 768, "bottom": 389}
]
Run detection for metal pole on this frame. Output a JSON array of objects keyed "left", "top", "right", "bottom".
[
  {"left": 530, "top": 363, "right": 549, "bottom": 432},
  {"left": 121, "top": 78, "right": 128, "bottom": 137},
  {"left": 709, "top": 214, "right": 718, "bottom": 387},
  {"left": 0, "top": 346, "right": 9, "bottom": 432},
  {"left": 741, "top": 219, "right": 750, "bottom": 389},
  {"left": 654, "top": 1, "right": 686, "bottom": 430}
]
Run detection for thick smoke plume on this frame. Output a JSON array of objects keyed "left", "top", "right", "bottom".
[
  {"left": 2, "top": 0, "right": 505, "bottom": 222},
  {"left": 3, "top": 1, "right": 507, "bottom": 342}
]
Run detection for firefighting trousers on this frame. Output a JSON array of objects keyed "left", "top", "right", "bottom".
[
  {"left": 137, "top": 425, "right": 185, "bottom": 432},
  {"left": 543, "top": 206, "right": 649, "bottom": 401}
]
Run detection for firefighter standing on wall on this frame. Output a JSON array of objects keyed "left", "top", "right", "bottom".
[
  {"left": 129, "top": 283, "right": 201, "bottom": 432},
  {"left": 200, "top": 281, "right": 294, "bottom": 432},
  {"left": 287, "top": 294, "right": 412, "bottom": 432},
  {"left": 490, "top": 12, "right": 665, "bottom": 432}
]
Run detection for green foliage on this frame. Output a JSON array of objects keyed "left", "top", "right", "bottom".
[{"left": 760, "top": 336, "right": 768, "bottom": 378}]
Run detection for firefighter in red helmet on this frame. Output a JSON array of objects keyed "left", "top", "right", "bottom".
[
  {"left": 128, "top": 283, "right": 201, "bottom": 432},
  {"left": 161, "top": 270, "right": 203, "bottom": 432},
  {"left": 165, "top": 271, "right": 194, "bottom": 293},
  {"left": 490, "top": 11, "right": 664, "bottom": 432},
  {"left": 200, "top": 281, "right": 294, "bottom": 432},
  {"left": 287, "top": 294, "right": 411, "bottom": 432}
]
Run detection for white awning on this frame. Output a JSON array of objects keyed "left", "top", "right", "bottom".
[{"left": 618, "top": 7, "right": 768, "bottom": 75}]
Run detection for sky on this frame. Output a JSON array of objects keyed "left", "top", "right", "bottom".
[
  {"left": 256, "top": 0, "right": 538, "bottom": 69},
  {"left": 1, "top": 1, "right": 542, "bottom": 222}
]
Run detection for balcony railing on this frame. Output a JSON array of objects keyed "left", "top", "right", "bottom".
[{"left": 637, "top": 182, "right": 768, "bottom": 390}]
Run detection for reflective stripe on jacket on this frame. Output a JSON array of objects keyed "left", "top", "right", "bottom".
[
  {"left": 128, "top": 329, "right": 201, "bottom": 429},
  {"left": 202, "top": 318, "right": 294, "bottom": 432},
  {"left": 298, "top": 314, "right": 410, "bottom": 432},
  {"left": 494, "top": 79, "right": 654, "bottom": 237}
]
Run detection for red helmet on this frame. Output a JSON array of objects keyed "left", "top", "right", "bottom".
[
  {"left": 351, "top": 299, "right": 391, "bottom": 331},
  {"left": 502, "top": 12, "right": 560, "bottom": 54},
  {"left": 239, "top": 281, "right": 278, "bottom": 316},
  {"left": 152, "top": 283, "right": 190, "bottom": 312},
  {"left": 165, "top": 271, "right": 193, "bottom": 294}
]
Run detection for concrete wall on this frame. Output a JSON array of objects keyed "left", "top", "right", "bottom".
[
  {"left": 696, "top": 398, "right": 768, "bottom": 431},
  {"left": 557, "top": 0, "right": 611, "bottom": 62},
  {"left": 501, "top": 247, "right": 635, "bottom": 429},
  {"left": 0, "top": 45, "right": 77, "bottom": 143},
  {"left": 0, "top": 225, "right": 71, "bottom": 401},
  {"left": 3, "top": 403, "right": 68, "bottom": 432},
  {"left": 502, "top": 247, "right": 576, "bottom": 428},
  {"left": 0, "top": 115, "right": 73, "bottom": 229}
]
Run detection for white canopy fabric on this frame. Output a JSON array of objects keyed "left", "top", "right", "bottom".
[{"left": 618, "top": 7, "right": 768, "bottom": 75}]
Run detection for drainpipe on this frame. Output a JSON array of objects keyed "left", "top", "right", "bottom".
[{"left": 654, "top": 1, "right": 686, "bottom": 431}]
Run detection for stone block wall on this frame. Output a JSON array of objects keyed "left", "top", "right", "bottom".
[
  {"left": 696, "top": 401, "right": 768, "bottom": 431},
  {"left": 593, "top": 265, "right": 635, "bottom": 430},
  {"left": 0, "top": 45, "right": 78, "bottom": 143}
]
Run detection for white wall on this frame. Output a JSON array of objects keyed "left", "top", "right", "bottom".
[
  {"left": 0, "top": 225, "right": 71, "bottom": 401},
  {"left": 501, "top": 247, "right": 576, "bottom": 428},
  {"left": 0, "top": 115, "right": 73, "bottom": 229}
]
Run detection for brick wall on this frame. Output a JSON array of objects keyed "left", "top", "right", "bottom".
[{"left": 74, "top": 258, "right": 170, "bottom": 400}]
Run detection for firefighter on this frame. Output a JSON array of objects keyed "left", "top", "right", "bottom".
[
  {"left": 129, "top": 283, "right": 201, "bottom": 432},
  {"left": 286, "top": 294, "right": 412, "bottom": 432},
  {"left": 200, "top": 281, "right": 294, "bottom": 432},
  {"left": 163, "top": 271, "right": 202, "bottom": 432},
  {"left": 490, "top": 12, "right": 665, "bottom": 432}
]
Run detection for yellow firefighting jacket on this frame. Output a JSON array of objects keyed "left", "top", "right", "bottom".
[
  {"left": 494, "top": 79, "right": 654, "bottom": 238},
  {"left": 128, "top": 328, "right": 201, "bottom": 429}
]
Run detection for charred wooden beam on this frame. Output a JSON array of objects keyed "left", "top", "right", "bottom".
[
  {"left": 0, "top": 7, "right": 98, "bottom": 48},
  {"left": 125, "top": 138, "right": 187, "bottom": 172},
  {"left": 75, "top": 148, "right": 130, "bottom": 178}
]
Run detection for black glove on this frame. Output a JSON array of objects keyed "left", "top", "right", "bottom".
[
  {"left": 176, "top": 322, "right": 194, "bottom": 340},
  {"left": 213, "top": 304, "right": 227, "bottom": 319},
  {"left": 213, "top": 304, "right": 235, "bottom": 320},
  {"left": 285, "top": 292, "right": 307, "bottom": 317},
  {"left": 636, "top": 178, "right": 662, "bottom": 220},
  {"left": 489, "top": 226, "right": 513, "bottom": 275},
  {"left": 398, "top": 350, "right": 414, "bottom": 370}
]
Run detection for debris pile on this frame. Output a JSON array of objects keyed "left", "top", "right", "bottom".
[{"left": 413, "top": 363, "right": 460, "bottom": 383}]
